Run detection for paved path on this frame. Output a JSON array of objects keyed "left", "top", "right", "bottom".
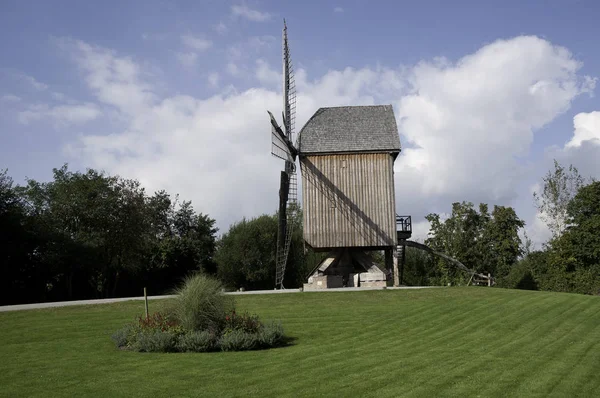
[{"left": 0, "top": 286, "right": 439, "bottom": 312}]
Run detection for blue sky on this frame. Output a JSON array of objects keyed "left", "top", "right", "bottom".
[{"left": 1, "top": 0, "right": 600, "bottom": 245}]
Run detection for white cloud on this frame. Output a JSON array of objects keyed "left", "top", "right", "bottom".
[
  {"left": 1, "top": 94, "right": 21, "bottom": 102},
  {"left": 215, "top": 22, "right": 228, "bottom": 34},
  {"left": 141, "top": 32, "right": 168, "bottom": 41},
  {"left": 22, "top": 74, "right": 48, "bottom": 91},
  {"left": 565, "top": 111, "right": 600, "bottom": 148},
  {"left": 177, "top": 52, "right": 198, "bottom": 68},
  {"left": 226, "top": 62, "right": 240, "bottom": 77},
  {"left": 524, "top": 110, "right": 600, "bottom": 248},
  {"left": 18, "top": 102, "right": 101, "bottom": 126},
  {"left": 410, "top": 220, "right": 431, "bottom": 243},
  {"left": 543, "top": 110, "right": 600, "bottom": 188},
  {"left": 181, "top": 35, "right": 213, "bottom": 51},
  {"left": 394, "top": 36, "right": 594, "bottom": 214},
  {"left": 334, "top": 7, "right": 344, "bottom": 13},
  {"left": 208, "top": 72, "right": 220, "bottom": 88},
  {"left": 255, "top": 59, "right": 281, "bottom": 86},
  {"left": 227, "top": 36, "right": 276, "bottom": 64},
  {"left": 231, "top": 4, "right": 271, "bottom": 22},
  {"left": 227, "top": 46, "right": 243, "bottom": 60},
  {"left": 248, "top": 36, "right": 276, "bottom": 49},
  {"left": 52, "top": 92, "right": 66, "bottom": 101},
  {"left": 58, "top": 38, "right": 156, "bottom": 116},
  {"left": 62, "top": 36, "right": 595, "bottom": 236}
]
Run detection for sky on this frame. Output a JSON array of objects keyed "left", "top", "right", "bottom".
[{"left": 1, "top": 0, "right": 600, "bottom": 248}]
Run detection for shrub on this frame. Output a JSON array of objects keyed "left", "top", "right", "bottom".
[
  {"left": 111, "top": 274, "right": 288, "bottom": 353},
  {"left": 500, "top": 261, "right": 539, "bottom": 291},
  {"left": 258, "top": 321, "right": 285, "bottom": 348},
  {"left": 167, "top": 274, "right": 234, "bottom": 332},
  {"left": 223, "top": 310, "right": 263, "bottom": 334},
  {"left": 132, "top": 330, "right": 178, "bottom": 352},
  {"left": 111, "top": 324, "right": 134, "bottom": 348},
  {"left": 138, "top": 312, "right": 180, "bottom": 332},
  {"left": 219, "top": 329, "right": 259, "bottom": 352},
  {"left": 177, "top": 331, "right": 217, "bottom": 352}
]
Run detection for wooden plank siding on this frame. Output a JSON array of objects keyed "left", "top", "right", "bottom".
[{"left": 300, "top": 153, "right": 397, "bottom": 249}]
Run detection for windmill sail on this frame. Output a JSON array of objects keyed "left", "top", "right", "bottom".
[
  {"left": 269, "top": 111, "right": 294, "bottom": 162},
  {"left": 269, "top": 19, "right": 298, "bottom": 290}
]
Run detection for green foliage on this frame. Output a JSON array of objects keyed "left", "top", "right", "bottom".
[
  {"left": 218, "top": 329, "right": 260, "bottom": 352},
  {"left": 133, "top": 330, "right": 178, "bottom": 353},
  {"left": 216, "top": 215, "right": 277, "bottom": 289},
  {"left": 498, "top": 261, "right": 538, "bottom": 290},
  {"left": 176, "top": 331, "right": 217, "bottom": 352},
  {"left": 258, "top": 321, "right": 285, "bottom": 347},
  {"left": 1, "top": 165, "right": 218, "bottom": 304},
  {"left": 533, "top": 159, "right": 586, "bottom": 239},
  {"left": 485, "top": 206, "right": 526, "bottom": 278},
  {"left": 111, "top": 324, "right": 135, "bottom": 348},
  {"left": 223, "top": 310, "right": 263, "bottom": 334},
  {"left": 137, "top": 312, "right": 181, "bottom": 333},
  {"left": 149, "top": 197, "right": 219, "bottom": 276},
  {"left": 112, "top": 311, "right": 184, "bottom": 351},
  {"left": 401, "top": 246, "right": 435, "bottom": 286},
  {"left": 168, "top": 274, "right": 234, "bottom": 332},
  {"left": 112, "top": 275, "right": 286, "bottom": 352},
  {"left": 0, "top": 169, "right": 41, "bottom": 305},
  {"left": 531, "top": 181, "right": 600, "bottom": 295},
  {"left": 425, "top": 202, "right": 525, "bottom": 284},
  {"left": 215, "top": 206, "right": 309, "bottom": 290}
]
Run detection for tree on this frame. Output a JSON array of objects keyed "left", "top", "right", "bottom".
[
  {"left": 485, "top": 206, "right": 525, "bottom": 278},
  {"left": 215, "top": 204, "right": 309, "bottom": 290},
  {"left": 517, "top": 181, "right": 600, "bottom": 295},
  {"left": 563, "top": 181, "right": 600, "bottom": 267},
  {"left": 426, "top": 202, "right": 525, "bottom": 285},
  {"left": 425, "top": 202, "right": 490, "bottom": 285},
  {"left": 216, "top": 214, "right": 278, "bottom": 290},
  {"left": 0, "top": 170, "right": 38, "bottom": 304},
  {"left": 144, "top": 193, "right": 219, "bottom": 294},
  {"left": 533, "top": 159, "right": 586, "bottom": 240},
  {"left": 2, "top": 165, "right": 220, "bottom": 304},
  {"left": 400, "top": 247, "right": 435, "bottom": 287},
  {"left": 18, "top": 165, "right": 158, "bottom": 298}
]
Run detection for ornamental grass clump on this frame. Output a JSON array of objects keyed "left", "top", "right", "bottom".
[
  {"left": 111, "top": 274, "right": 287, "bottom": 353},
  {"left": 168, "top": 274, "right": 234, "bottom": 333}
]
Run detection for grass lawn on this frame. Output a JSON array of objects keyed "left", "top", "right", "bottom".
[{"left": 1, "top": 287, "right": 600, "bottom": 397}]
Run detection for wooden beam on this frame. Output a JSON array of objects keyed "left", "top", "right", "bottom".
[{"left": 393, "top": 247, "right": 399, "bottom": 287}]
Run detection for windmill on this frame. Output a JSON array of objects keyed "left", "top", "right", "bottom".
[
  {"left": 268, "top": 19, "right": 298, "bottom": 289},
  {"left": 268, "top": 21, "right": 406, "bottom": 290},
  {"left": 267, "top": 21, "right": 496, "bottom": 291}
]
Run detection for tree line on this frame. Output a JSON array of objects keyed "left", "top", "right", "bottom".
[
  {"left": 406, "top": 160, "right": 599, "bottom": 295},
  {"left": 1, "top": 160, "right": 598, "bottom": 305},
  {"left": 1, "top": 165, "right": 220, "bottom": 305}
]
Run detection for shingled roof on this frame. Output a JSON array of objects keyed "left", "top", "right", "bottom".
[{"left": 298, "top": 105, "right": 401, "bottom": 155}]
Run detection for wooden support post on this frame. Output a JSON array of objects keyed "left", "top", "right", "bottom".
[
  {"left": 400, "top": 242, "right": 406, "bottom": 286},
  {"left": 384, "top": 249, "right": 393, "bottom": 282},
  {"left": 144, "top": 287, "right": 149, "bottom": 320},
  {"left": 467, "top": 273, "right": 474, "bottom": 286},
  {"left": 392, "top": 246, "right": 399, "bottom": 287},
  {"left": 487, "top": 273, "right": 491, "bottom": 287}
]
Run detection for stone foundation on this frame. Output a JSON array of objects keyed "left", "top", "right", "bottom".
[
  {"left": 304, "top": 248, "right": 389, "bottom": 290},
  {"left": 303, "top": 275, "right": 343, "bottom": 290}
]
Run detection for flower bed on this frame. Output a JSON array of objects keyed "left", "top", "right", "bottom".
[{"left": 111, "top": 275, "right": 286, "bottom": 353}]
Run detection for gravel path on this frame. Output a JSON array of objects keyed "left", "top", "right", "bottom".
[{"left": 0, "top": 286, "right": 439, "bottom": 312}]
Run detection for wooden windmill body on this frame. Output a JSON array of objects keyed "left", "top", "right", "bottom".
[
  {"left": 269, "top": 22, "right": 412, "bottom": 289},
  {"left": 299, "top": 106, "right": 410, "bottom": 289}
]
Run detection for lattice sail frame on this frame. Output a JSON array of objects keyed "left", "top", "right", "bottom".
[{"left": 271, "top": 20, "right": 298, "bottom": 289}]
